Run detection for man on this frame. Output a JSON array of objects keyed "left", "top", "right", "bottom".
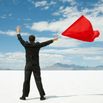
[{"left": 16, "top": 26, "right": 58, "bottom": 100}]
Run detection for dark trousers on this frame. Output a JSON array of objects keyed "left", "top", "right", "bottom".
[{"left": 22, "top": 68, "right": 45, "bottom": 97}]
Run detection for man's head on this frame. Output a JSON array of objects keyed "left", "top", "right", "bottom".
[{"left": 29, "top": 35, "right": 35, "bottom": 42}]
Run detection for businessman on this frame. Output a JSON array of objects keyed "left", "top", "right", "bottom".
[{"left": 16, "top": 26, "right": 58, "bottom": 100}]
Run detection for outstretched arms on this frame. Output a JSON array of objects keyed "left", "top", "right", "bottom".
[
  {"left": 16, "top": 26, "right": 58, "bottom": 47},
  {"left": 16, "top": 26, "right": 26, "bottom": 46}
]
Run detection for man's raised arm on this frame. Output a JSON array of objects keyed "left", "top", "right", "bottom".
[{"left": 16, "top": 26, "right": 26, "bottom": 46}]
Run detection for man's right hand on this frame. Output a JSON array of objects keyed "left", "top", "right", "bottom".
[
  {"left": 16, "top": 26, "right": 21, "bottom": 34},
  {"left": 53, "top": 35, "right": 59, "bottom": 42}
]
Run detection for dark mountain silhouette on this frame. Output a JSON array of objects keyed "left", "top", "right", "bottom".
[{"left": 43, "top": 63, "right": 103, "bottom": 70}]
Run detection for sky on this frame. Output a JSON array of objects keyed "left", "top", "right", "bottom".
[{"left": 0, "top": 0, "right": 103, "bottom": 69}]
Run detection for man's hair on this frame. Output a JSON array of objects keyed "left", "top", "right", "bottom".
[{"left": 29, "top": 35, "right": 35, "bottom": 42}]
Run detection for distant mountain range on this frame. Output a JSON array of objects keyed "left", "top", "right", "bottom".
[
  {"left": 0, "top": 63, "right": 103, "bottom": 70},
  {"left": 43, "top": 63, "right": 103, "bottom": 70}
]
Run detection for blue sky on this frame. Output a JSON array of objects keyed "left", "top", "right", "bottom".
[{"left": 0, "top": 0, "right": 103, "bottom": 69}]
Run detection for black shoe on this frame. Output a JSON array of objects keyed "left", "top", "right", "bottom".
[
  {"left": 20, "top": 96, "right": 26, "bottom": 100},
  {"left": 40, "top": 96, "right": 46, "bottom": 100}
]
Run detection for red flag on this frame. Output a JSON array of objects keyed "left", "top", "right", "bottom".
[{"left": 62, "top": 15, "right": 100, "bottom": 42}]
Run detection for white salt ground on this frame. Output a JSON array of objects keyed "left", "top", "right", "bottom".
[{"left": 0, "top": 70, "right": 103, "bottom": 103}]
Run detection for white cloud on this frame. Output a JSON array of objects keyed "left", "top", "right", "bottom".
[
  {"left": 0, "top": 30, "right": 16, "bottom": 36},
  {"left": 83, "top": 56, "right": 103, "bottom": 61},
  {"left": 58, "top": 0, "right": 103, "bottom": 17},
  {"left": 0, "top": 52, "right": 25, "bottom": 69},
  {"left": 0, "top": 52, "right": 25, "bottom": 62},
  {"left": 35, "top": 1, "right": 47, "bottom": 7},
  {"left": 42, "top": 47, "right": 103, "bottom": 66},
  {"left": 31, "top": 18, "right": 75, "bottom": 33},
  {"left": 0, "top": 30, "right": 30, "bottom": 36},
  {"left": 34, "top": 0, "right": 56, "bottom": 10},
  {"left": 40, "top": 53, "right": 65, "bottom": 67},
  {"left": 41, "top": 47, "right": 103, "bottom": 56},
  {"left": 82, "top": 55, "right": 103, "bottom": 65},
  {"left": 31, "top": 21, "right": 49, "bottom": 31},
  {"left": 50, "top": 37, "right": 81, "bottom": 48},
  {"left": 53, "top": 6, "right": 79, "bottom": 17},
  {"left": 40, "top": 47, "right": 103, "bottom": 66},
  {"left": 65, "top": 47, "right": 103, "bottom": 55},
  {"left": 59, "top": 0, "right": 76, "bottom": 5}
]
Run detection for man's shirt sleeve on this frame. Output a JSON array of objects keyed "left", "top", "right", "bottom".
[
  {"left": 39, "top": 40, "right": 53, "bottom": 48},
  {"left": 17, "top": 34, "right": 26, "bottom": 47}
]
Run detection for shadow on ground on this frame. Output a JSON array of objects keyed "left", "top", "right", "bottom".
[{"left": 26, "top": 94, "right": 103, "bottom": 101}]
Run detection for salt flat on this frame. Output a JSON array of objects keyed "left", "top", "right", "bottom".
[{"left": 0, "top": 70, "right": 103, "bottom": 103}]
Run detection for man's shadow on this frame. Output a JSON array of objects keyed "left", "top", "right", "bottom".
[
  {"left": 46, "top": 95, "right": 77, "bottom": 99},
  {"left": 26, "top": 94, "right": 80, "bottom": 101},
  {"left": 26, "top": 93, "right": 103, "bottom": 101}
]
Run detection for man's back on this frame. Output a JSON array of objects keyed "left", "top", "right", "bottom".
[
  {"left": 24, "top": 42, "right": 41, "bottom": 66},
  {"left": 17, "top": 34, "right": 53, "bottom": 66}
]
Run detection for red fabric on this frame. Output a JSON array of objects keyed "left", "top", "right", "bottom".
[{"left": 62, "top": 15, "right": 100, "bottom": 42}]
